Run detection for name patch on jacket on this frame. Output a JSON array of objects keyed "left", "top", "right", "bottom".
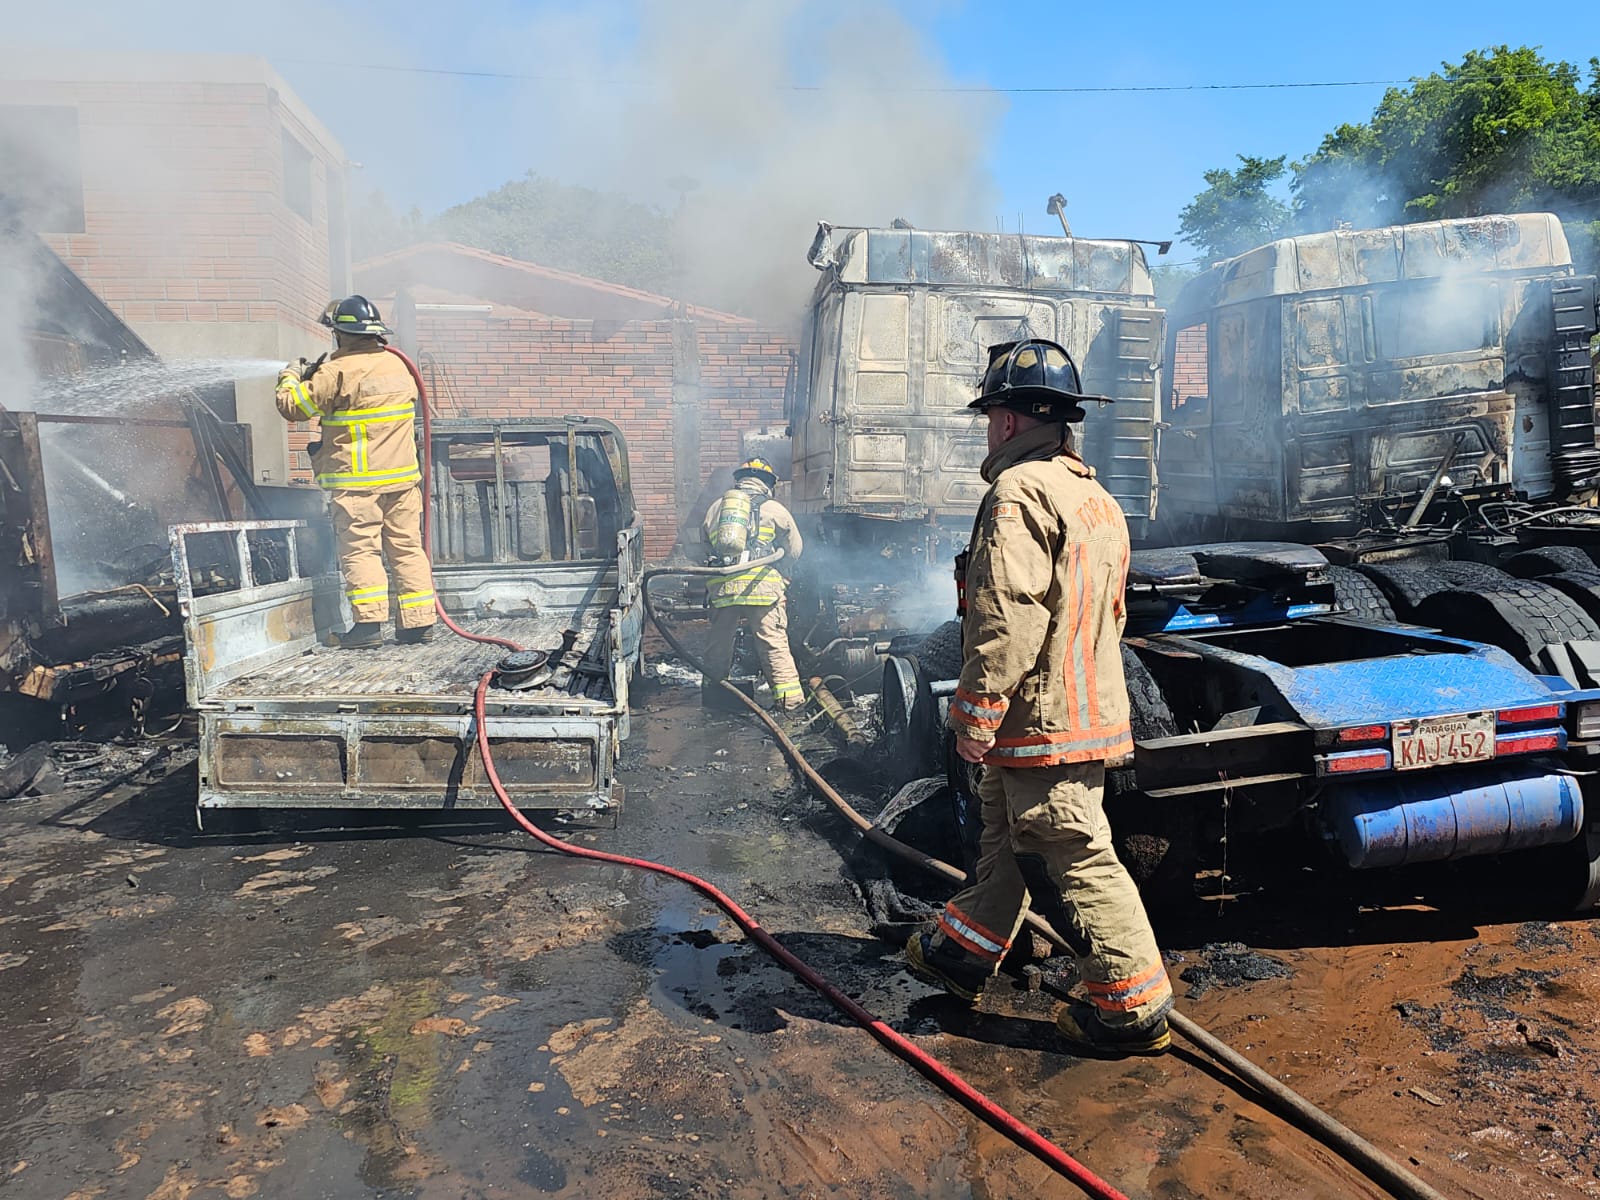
[{"left": 1075, "top": 495, "right": 1122, "bottom": 531}]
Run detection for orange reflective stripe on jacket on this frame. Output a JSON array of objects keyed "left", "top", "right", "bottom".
[
  {"left": 952, "top": 687, "right": 1007, "bottom": 731},
  {"left": 983, "top": 726, "right": 1135, "bottom": 766},
  {"left": 947, "top": 424, "right": 1133, "bottom": 765}
]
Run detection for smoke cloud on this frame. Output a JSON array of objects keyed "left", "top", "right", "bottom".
[
  {"left": 0, "top": 232, "right": 39, "bottom": 413},
  {"left": 490, "top": 0, "right": 1005, "bottom": 322},
  {"left": 4, "top": 1, "right": 1003, "bottom": 329}
]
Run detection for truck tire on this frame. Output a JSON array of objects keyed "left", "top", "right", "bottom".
[
  {"left": 1430, "top": 560, "right": 1516, "bottom": 589},
  {"left": 1574, "top": 823, "right": 1600, "bottom": 912},
  {"left": 1107, "top": 648, "right": 1194, "bottom": 907},
  {"left": 1413, "top": 581, "right": 1600, "bottom": 667},
  {"left": 1326, "top": 566, "right": 1398, "bottom": 623},
  {"left": 1353, "top": 562, "right": 1453, "bottom": 617},
  {"left": 910, "top": 619, "right": 963, "bottom": 682},
  {"left": 1533, "top": 568, "right": 1600, "bottom": 625},
  {"left": 1504, "top": 545, "right": 1600, "bottom": 579}
]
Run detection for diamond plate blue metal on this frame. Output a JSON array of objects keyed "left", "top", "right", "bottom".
[{"left": 1170, "top": 623, "right": 1563, "bottom": 728}]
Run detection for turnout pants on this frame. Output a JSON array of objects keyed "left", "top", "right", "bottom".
[
  {"left": 329, "top": 486, "right": 437, "bottom": 629},
  {"left": 933, "top": 761, "right": 1172, "bottom": 1029},
  {"left": 702, "top": 600, "right": 804, "bottom": 709}
]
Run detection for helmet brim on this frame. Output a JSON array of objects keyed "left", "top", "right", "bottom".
[{"left": 967, "top": 386, "right": 1110, "bottom": 417}]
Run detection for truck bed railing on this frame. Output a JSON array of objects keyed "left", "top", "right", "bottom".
[{"left": 168, "top": 519, "right": 343, "bottom": 705}]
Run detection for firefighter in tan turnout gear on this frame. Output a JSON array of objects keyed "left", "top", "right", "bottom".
[
  {"left": 905, "top": 339, "right": 1173, "bottom": 1056},
  {"left": 275, "top": 296, "right": 437, "bottom": 649},
  {"left": 700, "top": 458, "right": 805, "bottom": 711}
]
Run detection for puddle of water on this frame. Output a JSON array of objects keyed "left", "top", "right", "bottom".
[
  {"left": 649, "top": 903, "right": 745, "bottom": 1024},
  {"left": 518, "top": 1143, "right": 568, "bottom": 1192}
]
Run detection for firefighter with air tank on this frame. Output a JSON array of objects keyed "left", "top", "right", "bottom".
[
  {"left": 699, "top": 457, "right": 806, "bottom": 712},
  {"left": 905, "top": 338, "right": 1174, "bottom": 1057},
  {"left": 275, "top": 296, "right": 438, "bottom": 649}
]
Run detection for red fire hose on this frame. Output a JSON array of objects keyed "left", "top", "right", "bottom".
[{"left": 381, "top": 345, "right": 1131, "bottom": 1200}]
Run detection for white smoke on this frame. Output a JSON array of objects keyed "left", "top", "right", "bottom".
[
  {"left": 486, "top": 0, "right": 1005, "bottom": 321},
  {"left": 0, "top": 232, "right": 38, "bottom": 412}
]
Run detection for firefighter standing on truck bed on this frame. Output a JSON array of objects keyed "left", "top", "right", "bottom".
[
  {"left": 700, "top": 458, "right": 805, "bottom": 711},
  {"left": 275, "top": 296, "right": 437, "bottom": 650},
  {"left": 904, "top": 339, "right": 1173, "bottom": 1057}
]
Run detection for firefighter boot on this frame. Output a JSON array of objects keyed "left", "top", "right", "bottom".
[
  {"left": 397, "top": 624, "right": 436, "bottom": 645},
  {"left": 905, "top": 931, "right": 988, "bottom": 1005},
  {"left": 1055, "top": 1001, "right": 1171, "bottom": 1058},
  {"left": 339, "top": 622, "right": 385, "bottom": 650}
]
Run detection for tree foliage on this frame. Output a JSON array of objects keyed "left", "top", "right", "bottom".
[
  {"left": 1294, "top": 46, "right": 1600, "bottom": 231},
  {"left": 1150, "top": 261, "right": 1202, "bottom": 309},
  {"left": 1178, "top": 46, "right": 1600, "bottom": 273},
  {"left": 1176, "top": 155, "right": 1291, "bottom": 263},
  {"left": 350, "top": 173, "right": 682, "bottom": 297}
]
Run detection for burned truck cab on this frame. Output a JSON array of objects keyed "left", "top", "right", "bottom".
[
  {"left": 1158, "top": 213, "right": 1598, "bottom": 545},
  {"left": 772, "top": 222, "right": 1163, "bottom": 644}
]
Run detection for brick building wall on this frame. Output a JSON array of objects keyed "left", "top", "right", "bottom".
[
  {"left": 0, "top": 55, "right": 347, "bottom": 353},
  {"left": 412, "top": 311, "right": 793, "bottom": 559},
  {"left": 696, "top": 324, "right": 795, "bottom": 484},
  {"left": 1, "top": 53, "right": 348, "bottom": 484},
  {"left": 1170, "top": 323, "right": 1208, "bottom": 407}
]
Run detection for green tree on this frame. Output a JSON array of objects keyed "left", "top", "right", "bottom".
[
  {"left": 1176, "top": 155, "right": 1291, "bottom": 264},
  {"left": 1150, "top": 261, "right": 1202, "bottom": 309},
  {"left": 1290, "top": 46, "right": 1600, "bottom": 270},
  {"left": 346, "top": 175, "right": 685, "bottom": 299},
  {"left": 430, "top": 173, "right": 680, "bottom": 296},
  {"left": 349, "top": 190, "right": 427, "bottom": 263}
]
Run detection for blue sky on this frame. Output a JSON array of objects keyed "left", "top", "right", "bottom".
[
  {"left": 918, "top": 1, "right": 1597, "bottom": 261},
  {"left": 269, "top": 0, "right": 1596, "bottom": 262},
  {"left": 15, "top": 0, "right": 1600, "bottom": 268}
]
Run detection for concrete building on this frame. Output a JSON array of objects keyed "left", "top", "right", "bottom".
[{"left": 0, "top": 51, "right": 350, "bottom": 484}]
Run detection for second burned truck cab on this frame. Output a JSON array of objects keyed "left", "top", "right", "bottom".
[{"left": 1158, "top": 212, "right": 1599, "bottom": 544}]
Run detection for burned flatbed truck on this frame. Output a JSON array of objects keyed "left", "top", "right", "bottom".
[{"left": 170, "top": 417, "right": 643, "bottom": 824}]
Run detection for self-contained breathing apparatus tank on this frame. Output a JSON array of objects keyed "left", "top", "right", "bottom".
[
  {"left": 707, "top": 458, "right": 780, "bottom": 566},
  {"left": 710, "top": 487, "right": 758, "bottom": 565}
]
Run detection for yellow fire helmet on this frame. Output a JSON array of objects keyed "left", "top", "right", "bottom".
[{"left": 733, "top": 457, "right": 778, "bottom": 489}]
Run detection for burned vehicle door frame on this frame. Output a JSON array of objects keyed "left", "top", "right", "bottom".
[{"left": 0, "top": 220, "right": 261, "bottom": 714}]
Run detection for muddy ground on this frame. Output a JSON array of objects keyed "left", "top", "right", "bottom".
[{"left": 5, "top": 676, "right": 1600, "bottom": 1200}]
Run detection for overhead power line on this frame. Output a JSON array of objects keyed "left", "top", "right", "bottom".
[{"left": 276, "top": 61, "right": 1560, "bottom": 94}]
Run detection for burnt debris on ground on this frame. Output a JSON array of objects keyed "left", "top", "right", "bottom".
[{"left": 1177, "top": 941, "right": 1294, "bottom": 998}]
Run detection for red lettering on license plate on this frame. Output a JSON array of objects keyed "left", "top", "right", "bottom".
[{"left": 1392, "top": 713, "right": 1496, "bottom": 772}]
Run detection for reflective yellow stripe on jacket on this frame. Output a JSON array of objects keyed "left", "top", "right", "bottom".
[
  {"left": 710, "top": 519, "right": 785, "bottom": 607},
  {"left": 288, "top": 346, "right": 424, "bottom": 493},
  {"left": 316, "top": 465, "right": 424, "bottom": 489},
  {"left": 319, "top": 402, "right": 416, "bottom": 425},
  {"left": 284, "top": 379, "right": 319, "bottom": 419}
]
